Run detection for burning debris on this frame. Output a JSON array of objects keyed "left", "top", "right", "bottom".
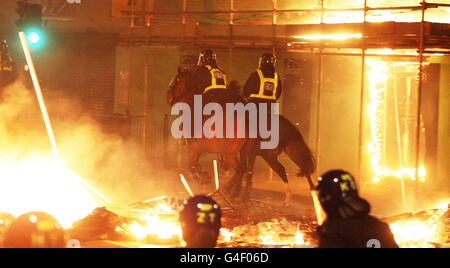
[
  {"left": 68, "top": 207, "right": 129, "bottom": 242},
  {"left": 217, "top": 218, "right": 315, "bottom": 248},
  {"left": 385, "top": 204, "right": 449, "bottom": 248},
  {"left": 63, "top": 197, "right": 449, "bottom": 248},
  {"left": 117, "top": 199, "right": 183, "bottom": 245}
]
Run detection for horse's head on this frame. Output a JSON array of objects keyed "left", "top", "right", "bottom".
[{"left": 167, "top": 68, "right": 192, "bottom": 107}]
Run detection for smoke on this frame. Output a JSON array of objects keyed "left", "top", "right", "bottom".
[{"left": 0, "top": 79, "right": 176, "bottom": 212}]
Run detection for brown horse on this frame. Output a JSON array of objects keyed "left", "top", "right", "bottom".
[
  {"left": 167, "top": 69, "right": 253, "bottom": 191},
  {"left": 168, "top": 69, "right": 316, "bottom": 205},
  {"left": 234, "top": 114, "right": 316, "bottom": 205}
]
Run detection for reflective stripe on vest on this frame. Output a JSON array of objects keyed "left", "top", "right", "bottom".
[
  {"left": 203, "top": 65, "right": 227, "bottom": 94},
  {"left": 250, "top": 69, "right": 278, "bottom": 100}
]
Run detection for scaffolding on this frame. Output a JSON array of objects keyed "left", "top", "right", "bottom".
[{"left": 119, "top": 0, "right": 449, "bottom": 202}]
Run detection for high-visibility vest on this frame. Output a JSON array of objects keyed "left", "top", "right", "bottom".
[
  {"left": 250, "top": 69, "right": 278, "bottom": 100},
  {"left": 0, "top": 54, "right": 13, "bottom": 72},
  {"left": 203, "top": 65, "right": 227, "bottom": 94}
]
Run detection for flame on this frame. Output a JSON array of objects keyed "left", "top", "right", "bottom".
[
  {"left": 119, "top": 215, "right": 182, "bottom": 241},
  {"left": 219, "top": 228, "right": 234, "bottom": 243},
  {"left": 119, "top": 213, "right": 313, "bottom": 247},
  {"left": 390, "top": 220, "right": 437, "bottom": 248},
  {"left": 116, "top": 203, "right": 182, "bottom": 242},
  {"left": 0, "top": 155, "right": 98, "bottom": 228},
  {"left": 366, "top": 58, "right": 426, "bottom": 183},
  {"left": 218, "top": 219, "right": 311, "bottom": 247},
  {"left": 389, "top": 206, "right": 448, "bottom": 248},
  {"left": 0, "top": 33, "right": 109, "bottom": 229}
]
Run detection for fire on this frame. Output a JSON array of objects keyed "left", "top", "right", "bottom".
[
  {"left": 218, "top": 219, "right": 312, "bottom": 248},
  {"left": 0, "top": 155, "right": 99, "bottom": 228},
  {"left": 390, "top": 220, "right": 438, "bottom": 248},
  {"left": 117, "top": 210, "right": 313, "bottom": 248},
  {"left": 389, "top": 206, "right": 448, "bottom": 248},
  {"left": 116, "top": 203, "right": 183, "bottom": 243},
  {"left": 0, "top": 33, "right": 108, "bottom": 229},
  {"left": 219, "top": 228, "right": 234, "bottom": 243},
  {"left": 366, "top": 58, "right": 426, "bottom": 183},
  {"left": 119, "top": 215, "right": 182, "bottom": 241}
]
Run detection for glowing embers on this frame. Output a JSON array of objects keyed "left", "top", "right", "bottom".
[
  {"left": 366, "top": 59, "right": 426, "bottom": 183},
  {"left": 218, "top": 218, "right": 312, "bottom": 248},
  {"left": 119, "top": 214, "right": 182, "bottom": 241},
  {"left": 388, "top": 206, "right": 449, "bottom": 248},
  {"left": 0, "top": 155, "right": 98, "bottom": 228},
  {"left": 116, "top": 202, "right": 182, "bottom": 244}
]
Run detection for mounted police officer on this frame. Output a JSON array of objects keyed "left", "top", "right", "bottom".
[
  {"left": 189, "top": 49, "right": 229, "bottom": 105},
  {"left": 243, "top": 52, "right": 282, "bottom": 105},
  {"left": 242, "top": 52, "right": 282, "bottom": 143},
  {"left": 316, "top": 170, "right": 399, "bottom": 248}
]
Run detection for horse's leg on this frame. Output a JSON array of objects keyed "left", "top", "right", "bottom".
[
  {"left": 261, "top": 153, "right": 292, "bottom": 206},
  {"left": 241, "top": 151, "right": 257, "bottom": 202},
  {"left": 188, "top": 145, "right": 202, "bottom": 185},
  {"left": 222, "top": 153, "right": 245, "bottom": 199},
  {"left": 223, "top": 156, "right": 239, "bottom": 194}
]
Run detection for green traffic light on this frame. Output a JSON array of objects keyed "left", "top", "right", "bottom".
[{"left": 27, "top": 32, "right": 40, "bottom": 44}]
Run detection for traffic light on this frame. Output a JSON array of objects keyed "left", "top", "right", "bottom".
[{"left": 15, "top": 1, "right": 43, "bottom": 46}]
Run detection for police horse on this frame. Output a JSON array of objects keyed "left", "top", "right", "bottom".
[{"left": 167, "top": 69, "right": 315, "bottom": 205}]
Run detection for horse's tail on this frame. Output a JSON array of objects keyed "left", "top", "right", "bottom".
[
  {"left": 280, "top": 116, "right": 316, "bottom": 178},
  {"left": 285, "top": 139, "right": 316, "bottom": 177}
]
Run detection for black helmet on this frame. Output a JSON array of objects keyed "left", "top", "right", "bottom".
[
  {"left": 317, "top": 170, "right": 370, "bottom": 219},
  {"left": 179, "top": 195, "right": 221, "bottom": 248},
  {"left": 259, "top": 52, "right": 276, "bottom": 69},
  {"left": 180, "top": 56, "right": 195, "bottom": 72},
  {"left": 4, "top": 212, "right": 65, "bottom": 248},
  {"left": 198, "top": 49, "right": 217, "bottom": 66}
]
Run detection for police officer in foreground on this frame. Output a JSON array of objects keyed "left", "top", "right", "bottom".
[
  {"left": 243, "top": 53, "right": 282, "bottom": 105},
  {"left": 316, "top": 170, "right": 399, "bottom": 248},
  {"left": 189, "top": 49, "right": 229, "bottom": 104},
  {"left": 179, "top": 195, "right": 222, "bottom": 248},
  {"left": 3, "top": 211, "right": 65, "bottom": 248}
]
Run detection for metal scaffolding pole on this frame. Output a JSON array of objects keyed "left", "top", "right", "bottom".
[
  {"left": 357, "top": 0, "right": 368, "bottom": 193},
  {"left": 181, "top": 0, "right": 187, "bottom": 51},
  {"left": 123, "top": 5, "right": 431, "bottom": 16},
  {"left": 228, "top": 0, "right": 234, "bottom": 81},
  {"left": 143, "top": 63, "right": 149, "bottom": 155},
  {"left": 414, "top": 0, "right": 427, "bottom": 206},
  {"left": 315, "top": 0, "right": 325, "bottom": 177}
]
